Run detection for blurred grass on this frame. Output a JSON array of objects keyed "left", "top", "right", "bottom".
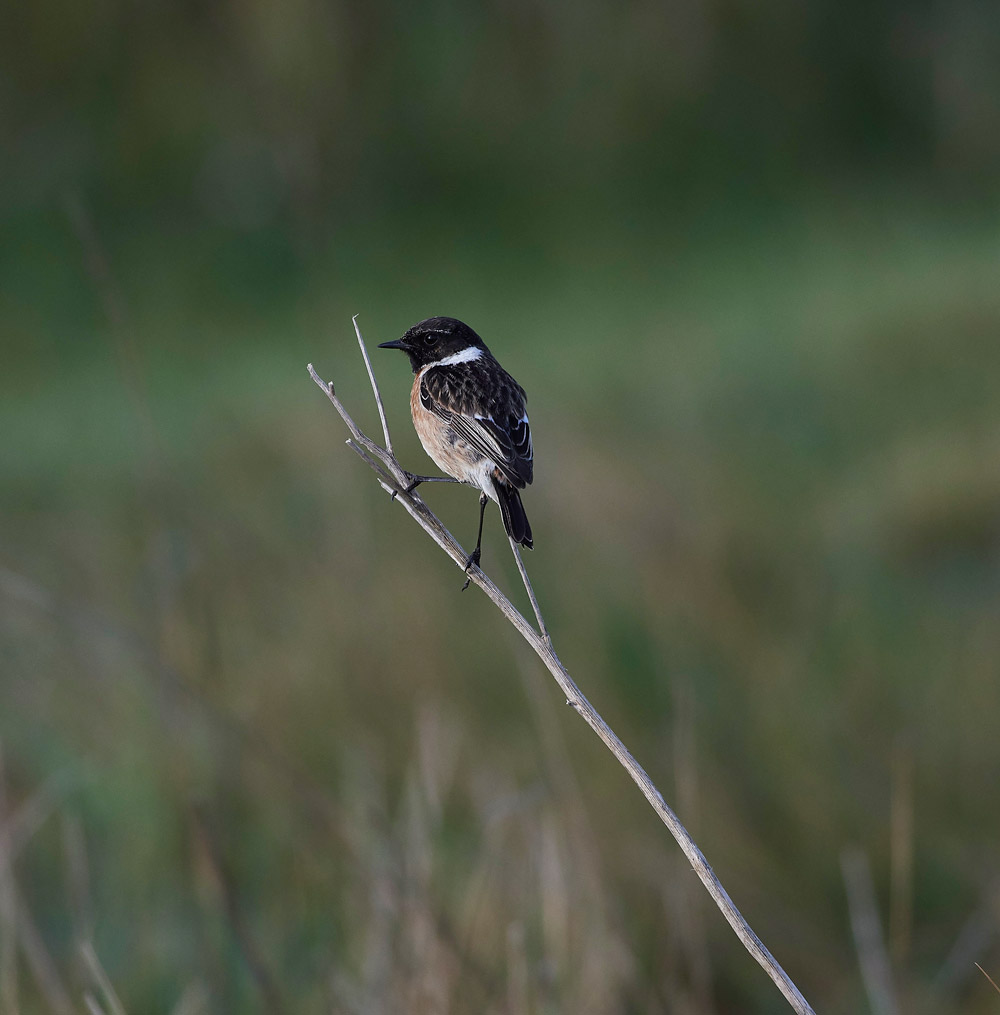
[
  {"left": 5, "top": 0, "right": 1000, "bottom": 1008},
  {"left": 3, "top": 191, "right": 1000, "bottom": 1013}
]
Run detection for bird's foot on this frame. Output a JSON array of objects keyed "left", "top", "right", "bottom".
[
  {"left": 391, "top": 472, "right": 461, "bottom": 500},
  {"left": 461, "top": 547, "right": 481, "bottom": 591},
  {"left": 390, "top": 472, "right": 421, "bottom": 501}
]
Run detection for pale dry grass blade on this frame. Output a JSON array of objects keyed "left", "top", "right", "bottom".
[
  {"left": 61, "top": 814, "right": 94, "bottom": 949},
  {"left": 509, "top": 539, "right": 550, "bottom": 645},
  {"left": 191, "top": 806, "right": 285, "bottom": 1014},
  {"left": 14, "top": 892, "right": 74, "bottom": 1015},
  {"left": 63, "top": 191, "right": 166, "bottom": 476},
  {"left": 0, "top": 745, "right": 73, "bottom": 1015},
  {"left": 889, "top": 738, "right": 914, "bottom": 966},
  {"left": 400, "top": 776, "right": 447, "bottom": 1014},
  {"left": 80, "top": 942, "right": 128, "bottom": 1015},
  {"left": 510, "top": 633, "right": 625, "bottom": 1007},
  {"left": 4, "top": 773, "right": 73, "bottom": 867},
  {"left": 454, "top": 769, "right": 526, "bottom": 998},
  {"left": 416, "top": 705, "right": 463, "bottom": 825},
  {"left": 512, "top": 639, "right": 635, "bottom": 1011},
  {"left": 538, "top": 813, "right": 570, "bottom": 983},
  {"left": 672, "top": 675, "right": 715, "bottom": 1015},
  {"left": 935, "top": 879, "right": 1000, "bottom": 994},
  {"left": 506, "top": 922, "right": 529, "bottom": 1015},
  {"left": 170, "top": 981, "right": 210, "bottom": 1015},
  {"left": 353, "top": 315, "right": 395, "bottom": 456},
  {"left": 841, "top": 846, "right": 898, "bottom": 1015},
  {"left": 0, "top": 743, "right": 20, "bottom": 1015},
  {"left": 84, "top": 994, "right": 110, "bottom": 1015}
]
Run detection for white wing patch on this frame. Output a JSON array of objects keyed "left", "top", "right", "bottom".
[
  {"left": 511, "top": 414, "right": 532, "bottom": 462},
  {"left": 452, "top": 414, "right": 506, "bottom": 462}
]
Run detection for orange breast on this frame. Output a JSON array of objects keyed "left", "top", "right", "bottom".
[{"left": 410, "top": 370, "right": 482, "bottom": 484}]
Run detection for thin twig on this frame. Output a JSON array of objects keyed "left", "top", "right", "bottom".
[
  {"left": 509, "top": 538, "right": 551, "bottom": 645},
  {"left": 307, "top": 365, "right": 410, "bottom": 490},
  {"left": 841, "top": 847, "right": 898, "bottom": 1015},
  {"left": 353, "top": 314, "right": 394, "bottom": 456},
  {"left": 308, "top": 323, "right": 816, "bottom": 1015},
  {"left": 975, "top": 962, "right": 1000, "bottom": 996}
]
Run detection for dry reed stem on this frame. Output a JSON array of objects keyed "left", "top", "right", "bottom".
[{"left": 307, "top": 320, "right": 816, "bottom": 1014}]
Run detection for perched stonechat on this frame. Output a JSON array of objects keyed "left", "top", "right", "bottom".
[{"left": 379, "top": 317, "right": 533, "bottom": 583}]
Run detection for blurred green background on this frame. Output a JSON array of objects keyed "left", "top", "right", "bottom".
[{"left": 3, "top": 0, "right": 1000, "bottom": 1012}]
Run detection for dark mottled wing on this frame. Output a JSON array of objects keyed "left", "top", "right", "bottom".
[{"left": 421, "top": 359, "right": 533, "bottom": 488}]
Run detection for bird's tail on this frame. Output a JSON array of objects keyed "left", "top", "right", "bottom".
[{"left": 495, "top": 483, "right": 533, "bottom": 549}]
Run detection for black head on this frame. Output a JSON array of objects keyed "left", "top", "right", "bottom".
[{"left": 378, "top": 317, "right": 488, "bottom": 373}]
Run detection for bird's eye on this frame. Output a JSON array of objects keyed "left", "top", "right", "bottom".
[{"left": 423, "top": 334, "right": 438, "bottom": 346}]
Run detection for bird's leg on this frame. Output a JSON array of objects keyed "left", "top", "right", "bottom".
[
  {"left": 405, "top": 473, "right": 461, "bottom": 491},
  {"left": 461, "top": 493, "right": 488, "bottom": 591},
  {"left": 391, "top": 473, "right": 461, "bottom": 501}
]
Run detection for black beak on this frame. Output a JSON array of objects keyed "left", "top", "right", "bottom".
[{"left": 377, "top": 339, "right": 408, "bottom": 350}]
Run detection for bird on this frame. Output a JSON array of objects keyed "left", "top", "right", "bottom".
[{"left": 378, "top": 317, "right": 533, "bottom": 585}]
